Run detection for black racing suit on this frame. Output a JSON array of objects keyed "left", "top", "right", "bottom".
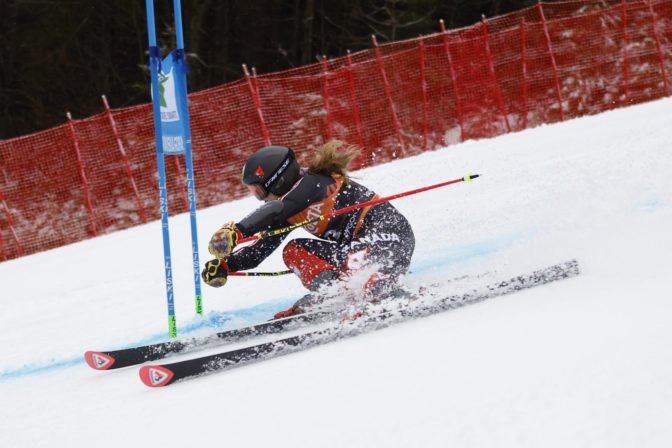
[{"left": 227, "top": 171, "right": 415, "bottom": 292}]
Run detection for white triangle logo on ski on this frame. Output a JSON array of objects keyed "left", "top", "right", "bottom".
[
  {"left": 91, "top": 352, "right": 113, "bottom": 369},
  {"left": 149, "top": 367, "right": 170, "bottom": 386}
]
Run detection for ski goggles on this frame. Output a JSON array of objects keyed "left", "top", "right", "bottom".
[{"left": 247, "top": 183, "right": 268, "bottom": 201}]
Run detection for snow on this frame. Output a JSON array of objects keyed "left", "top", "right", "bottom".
[{"left": 1, "top": 97, "right": 672, "bottom": 447}]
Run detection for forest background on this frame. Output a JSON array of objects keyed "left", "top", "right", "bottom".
[{"left": 1, "top": 0, "right": 553, "bottom": 140}]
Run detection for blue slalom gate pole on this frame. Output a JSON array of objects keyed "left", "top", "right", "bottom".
[
  {"left": 145, "top": 0, "right": 177, "bottom": 338},
  {"left": 145, "top": 0, "right": 203, "bottom": 338},
  {"left": 172, "top": 0, "right": 203, "bottom": 315}
]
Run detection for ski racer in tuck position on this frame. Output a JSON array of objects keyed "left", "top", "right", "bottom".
[{"left": 201, "top": 140, "right": 415, "bottom": 318}]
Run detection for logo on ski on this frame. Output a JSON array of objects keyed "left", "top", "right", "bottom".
[
  {"left": 84, "top": 351, "right": 115, "bottom": 370},
  {"left": 139, "top": 366, "right": 174, "bottom": 387}
]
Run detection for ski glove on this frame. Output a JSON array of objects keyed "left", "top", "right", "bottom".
[
  {"left": 202, "top": 259, "right": 229, "bottom": 288},
  {"left": 208, "top": 222, "right": 243, "bottom": 259}
]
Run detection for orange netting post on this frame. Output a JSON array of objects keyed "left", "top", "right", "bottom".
[
  {"left": 440, "top": 20, "right": 465, "bottom": 142},
  {"left": 372, "top": 35, "right": 407, "bottom": 158},
  {"left": 0, "top": 185, "right": 22, "bottom": 258},
  {"left": 647, "top": 0, "right": 670, "bottom": 96},
  {"left": 346, "top": 50, "right": 366, "bottom": 165},
  {"left": 252, "top": 67, "right": 261, "bottom": 97},
  {"left": 243, "top": 64, "right": 271, "bottom": 145},
  {"left": 622, "top": 0, "right": 630, "bottom": 104},
  {"left": 66, "top": 112, "right": 97, "bottom": 237},
  {"left": 172, "top": 155, "right": 189, "bottom": 213},
  {"left": 321, "top": 55, "right": 333, "bottom": 140},
  {"left": 101, "top": 95, "right": 147, "bottom": 224},
  {"left": 482, "top": 15, "right": 511, "bottom": 133},
  {"left": 521, "top": 18, "right": 529, "bottom": 130},
  {"left": 0, "top": 227, "right": 5, "bottom": 261},
  {"left": 538, "top": 2, "right": 565, "bottom": 121},
  {"left": 419, "top": 35, "right": 429, "bottom": 151}
]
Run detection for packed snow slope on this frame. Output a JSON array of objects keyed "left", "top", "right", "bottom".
[{"left": 1, "top": 97, "right": 671, "bottom": 447}]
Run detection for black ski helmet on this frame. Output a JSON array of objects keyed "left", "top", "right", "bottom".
[{"left": 242, "top": 145, "right": 300, "bottom": 197}]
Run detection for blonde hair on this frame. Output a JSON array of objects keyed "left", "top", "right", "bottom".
[{"left": 308, "top": 140, "right": 361, "bottom": 184}]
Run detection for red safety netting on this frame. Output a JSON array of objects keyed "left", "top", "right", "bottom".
[{"left": 1, "top": 0, "right": 671, "bottom": 261}]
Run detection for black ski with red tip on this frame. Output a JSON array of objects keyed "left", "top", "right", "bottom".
[
  {"left": 139, "top": 260, "right": 580, "bottom": 387},
  {"left": 85, "top": 310, "right": 333, "bottom": 371}
]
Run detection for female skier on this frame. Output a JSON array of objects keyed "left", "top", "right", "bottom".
[{"left": 201, "top": 140, "right": 415, "bottom": 318}]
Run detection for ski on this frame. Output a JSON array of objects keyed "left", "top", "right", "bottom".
[
  {"left": 84, "top": 310, "right": 334, "bottom": 370},
  {"left": 139, "top": 259, "right": 580, "bottom": 387},
  {"left": 85, "top": 271, "right": 491, "bottom": 371}
]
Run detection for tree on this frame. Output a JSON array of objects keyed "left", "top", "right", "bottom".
[{"left": 0, "top": 0, "right": 559, "bottom": 140}]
